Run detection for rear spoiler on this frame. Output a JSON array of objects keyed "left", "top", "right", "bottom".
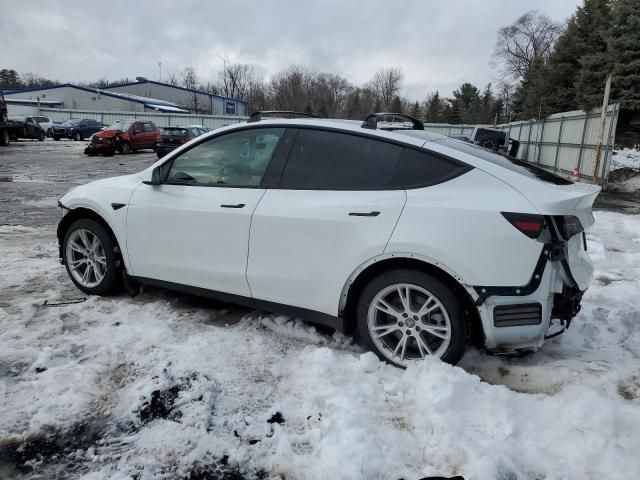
[{"left": 362, "top": 113, "right": 424, "bottom": 131}]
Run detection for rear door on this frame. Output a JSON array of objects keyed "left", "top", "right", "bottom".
[{"left": 246, "top": 128, "right": 406, "bottom": 317}]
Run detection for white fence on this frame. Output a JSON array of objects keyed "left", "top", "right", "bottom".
[
  {"left": 37, "top": 107, "right": 248, "bottom": 130},
  {"left": 423, "top": 104, "right": 621, "bottom": 185}
]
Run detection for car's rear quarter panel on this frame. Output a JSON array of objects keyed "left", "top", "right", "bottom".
[{"left": 386, "top": 168, "right": 543, "bottom": 287}]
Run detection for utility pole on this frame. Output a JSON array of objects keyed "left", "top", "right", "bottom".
[
  {"left": 158, "top": 61, "right": 162, "bottom": 82},
  {"left": 593, "top": 73, "right": 612, "bottom": 184}
]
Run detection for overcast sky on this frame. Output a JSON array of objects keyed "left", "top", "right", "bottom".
[{"left": 2, "top": 0, "right": 580, "bottom": 99}]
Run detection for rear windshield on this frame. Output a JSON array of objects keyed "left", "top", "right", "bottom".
[
  {"left": 433, "top": 138, "right": 573, "bottom": 185},
  {"left": 162, "top": 128, "right": 189, "bottom": 136}
]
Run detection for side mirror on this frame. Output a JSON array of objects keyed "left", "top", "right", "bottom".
[{"left": 142, "top": 166, "right": 162, "bottom": 186}]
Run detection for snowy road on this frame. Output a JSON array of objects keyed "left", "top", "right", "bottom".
[{"left": 1, "top": 140, "right": 639, "bottom": 479}]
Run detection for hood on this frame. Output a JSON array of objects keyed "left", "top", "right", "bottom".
[{"left": 93, "top": 129, "right": 124, "bottom": 139}]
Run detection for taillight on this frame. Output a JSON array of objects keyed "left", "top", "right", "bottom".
[
  {"left": 501, "top": 212, "right": 545, "bottom": 239},
  {"left": 554, "top": 215, "right": 583, "bottom": 240}
]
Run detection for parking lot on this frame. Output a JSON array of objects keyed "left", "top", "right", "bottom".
[{"left": 1, "top": 139, "right": 640, "bottom": 479}]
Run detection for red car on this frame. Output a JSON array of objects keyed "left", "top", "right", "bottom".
[{"left": 84, "top": 120, "right": 160, "bottom": 156}]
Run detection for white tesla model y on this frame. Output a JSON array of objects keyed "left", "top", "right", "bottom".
[{"left": 57, "top": 113, "right": 600, "bottom": 367}]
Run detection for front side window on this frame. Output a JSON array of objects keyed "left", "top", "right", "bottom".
[
  {"left": 142, "top": 123, "right": 154, "bottom": 132},
  {"left": 166, "top": 128, "right": 285, "bottom": 187}
]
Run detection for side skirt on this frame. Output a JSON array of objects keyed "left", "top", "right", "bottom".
[{"left": 132, "top": 276, "right": 344, "bottom": 332}]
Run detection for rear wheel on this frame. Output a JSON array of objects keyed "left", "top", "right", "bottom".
[
  {"left": 0, "top": 129, "right": 8, "bottom": 146},
  {"left": 38, "top": 131, "right": 45, "bottom": 141},
  {"left": 357, "top": 270, "right": 467, "bottom": 367},
  {"left": 63, "top": 219, "right": 120, "bottom": 295}
]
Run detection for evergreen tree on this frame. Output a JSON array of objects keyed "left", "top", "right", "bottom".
[
  {"left": 391, "top": 95, "right": 403, "bottom": 113},
  {"left": 424, "top": 91, "right": 443, "bottom": 122},
  {"left": 512, "top": 56, "right": 550, "bottom": 119},
  {"left": 409, "top": 101, "right": 421, "bottom": 118},
  {"left": 547, "top": 0, "right": 612, "bottom": 112},
  {"left": 608, "top": 0, "right": 640, "bottom": 110}
]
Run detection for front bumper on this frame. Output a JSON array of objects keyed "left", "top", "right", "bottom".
[{"left": 85, "top": 140, "right": 115, "bottom": 155}]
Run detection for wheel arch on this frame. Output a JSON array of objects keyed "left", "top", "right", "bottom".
[
  {"left": 57, "top": 207, "right": 125, "bottom": 268},
  {"left": 339, "top": 254, "right": 484, "bottom": 345}
]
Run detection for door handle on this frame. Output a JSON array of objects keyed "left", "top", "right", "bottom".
[
  {"left": 349, "top": 211, "right": 380, "bottom": 217},
  {"left": 220, "top": 203, "right": 246, "bottom": 208}
]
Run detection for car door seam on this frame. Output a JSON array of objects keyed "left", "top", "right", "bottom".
[
  {"left": 244, "top": 188, "right": 269, "bottom": 298},
  {"left": 383, "top": 189, "right": 408, "bottom": 253}
]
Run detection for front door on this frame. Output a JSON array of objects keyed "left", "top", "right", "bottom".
[{"left": 126, "top": 127, "right": 286, "bottom": 297}]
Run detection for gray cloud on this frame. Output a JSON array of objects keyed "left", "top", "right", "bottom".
[{"left": 2, "top": 0, "right": 579, "bottom": 99}]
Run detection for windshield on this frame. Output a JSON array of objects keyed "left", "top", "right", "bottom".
[
  {"left": 106, "top": 121, "right": 133, "bottom": 132},
  {"left": 162, "top": 128, "right": 189, "bottom": 136},
  {"left": 62, "top": 119, "right": 82, "bottom": 126},
  {"left": 432, "top": 137, "right": 573, "bottom": 186}
]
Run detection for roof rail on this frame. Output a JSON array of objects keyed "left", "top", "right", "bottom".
[
  {"left": 248, "top": 110, "right": 321, "bottom": 123},
  {"left": 362, "top": 112, "right": 424, "bottom": 131}
]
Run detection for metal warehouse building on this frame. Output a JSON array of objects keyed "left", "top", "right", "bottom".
[
  {"left": 103, "top": 77, "right": 248, "bottom": 116},
  {"left": 2, "top": 84, "right": 189, "bottom": 113}
]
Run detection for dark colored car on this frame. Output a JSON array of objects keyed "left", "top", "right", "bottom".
[
  {"left": 0, "top": 92, "right": 8, "bottom": 146},
  {"left": 51, "top": 118, "right": 104, "bottom": 141},
  {"left": 156, "top": 126, "right": 209, "bottom": 158},
  {"left": 7, "top": 116, "right": 46, "bottom": 141},
  {"left": 85, "top": 120, "right": 160, "bottom": 156}
]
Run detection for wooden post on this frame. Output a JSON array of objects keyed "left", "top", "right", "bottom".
[{"left": 592, "top": 73, "right": 612, "bottom": 183}]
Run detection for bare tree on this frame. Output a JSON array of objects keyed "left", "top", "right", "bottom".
[
  {"left": 493, "top": 10, "right": 563, "bottom": 80},
  {"left": 369, "top": 68, "right": 402, "bottom": 110},
  {"left": 218, "top": 57, "right": 253, "bottom": 101},
  {"left": 269, "top": 66, "right": 316, "bottom": 112},
  {"left": 166, "top": 70, "right": 180, "bottom": 86},
  {"left": 181, "top": 67, "right": 202, "bottom": 112}
]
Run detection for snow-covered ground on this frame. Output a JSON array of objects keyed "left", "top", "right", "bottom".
[
  {"left": 611, "top": 148, "right": 640, "bottom": 171},
  {"left": 1, "top": 210, "right": 639, "bottom": 479}
]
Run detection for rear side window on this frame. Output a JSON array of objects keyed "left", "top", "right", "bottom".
[
  {"left": 392, "top": 148, "right": 471, "bottom": 188},
  {"left": 143, "top": 123, "right": 154, "bottom": 132},
  {"left": 280, "top": 129, "right": 402, "bottom": 189}
]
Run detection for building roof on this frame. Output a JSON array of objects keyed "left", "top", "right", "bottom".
[
  {"left": 1, "top": 83, "right": 189, "bottom": 113},
  {"left": 103, "top": 78, "right": 248, "bottom": 106}
]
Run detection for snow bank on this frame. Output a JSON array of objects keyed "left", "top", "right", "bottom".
[
  {"left": 611, "top": 148, "right": 640, "bottom": 171},
  {"left": 1, "top": 211, "right": 639, "bottom": 479}
]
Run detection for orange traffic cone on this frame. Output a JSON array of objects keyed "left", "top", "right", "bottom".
[{"left": 571, "top": 166, "right": 580, "bottom": 182}]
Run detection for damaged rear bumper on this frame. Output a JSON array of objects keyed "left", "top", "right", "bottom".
[{"left": 472, "top": 239, "right": 591, "bottom": 354}]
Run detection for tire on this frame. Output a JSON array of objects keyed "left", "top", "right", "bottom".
[
  {"left": 356, "top": 269, "right": 467, "bottom": 367},
  {"left": 0, "top": 129, "right": 8, "bottom": 146},
  {"left": 120, "top": 142, "right": 131, "bottom": 154},
  {"left": 73, "top": 131, "right": 81, "bottom": 141},
  {"left": 53, "top": 136, "right": 60, "bottom": 141},
  {"left": 62, "top": 219, "right": 120, "bottom": 295},
  {"left": 38, "top": 131, "right": 45, "bottom": 141}
]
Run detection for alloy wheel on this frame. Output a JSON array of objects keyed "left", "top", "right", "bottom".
[
  {"left": 65, "top": 228, "right": 108, "bottom": 288},
  {"left": 367, "top": 283, "right": 452, "bottom": 366}
]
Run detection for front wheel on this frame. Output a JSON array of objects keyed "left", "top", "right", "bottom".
[
  {"left": 357, "top": 270, "right": 467, "bottom": 367},
  {"left": 73, "top": 131, "right": 81, "bottom": 141},
  {"left": 63, "top": 219, "right": 120, "bottom": 295},
  {"left": 120, "top": 141, "right": 131, "bottom": 154}
]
